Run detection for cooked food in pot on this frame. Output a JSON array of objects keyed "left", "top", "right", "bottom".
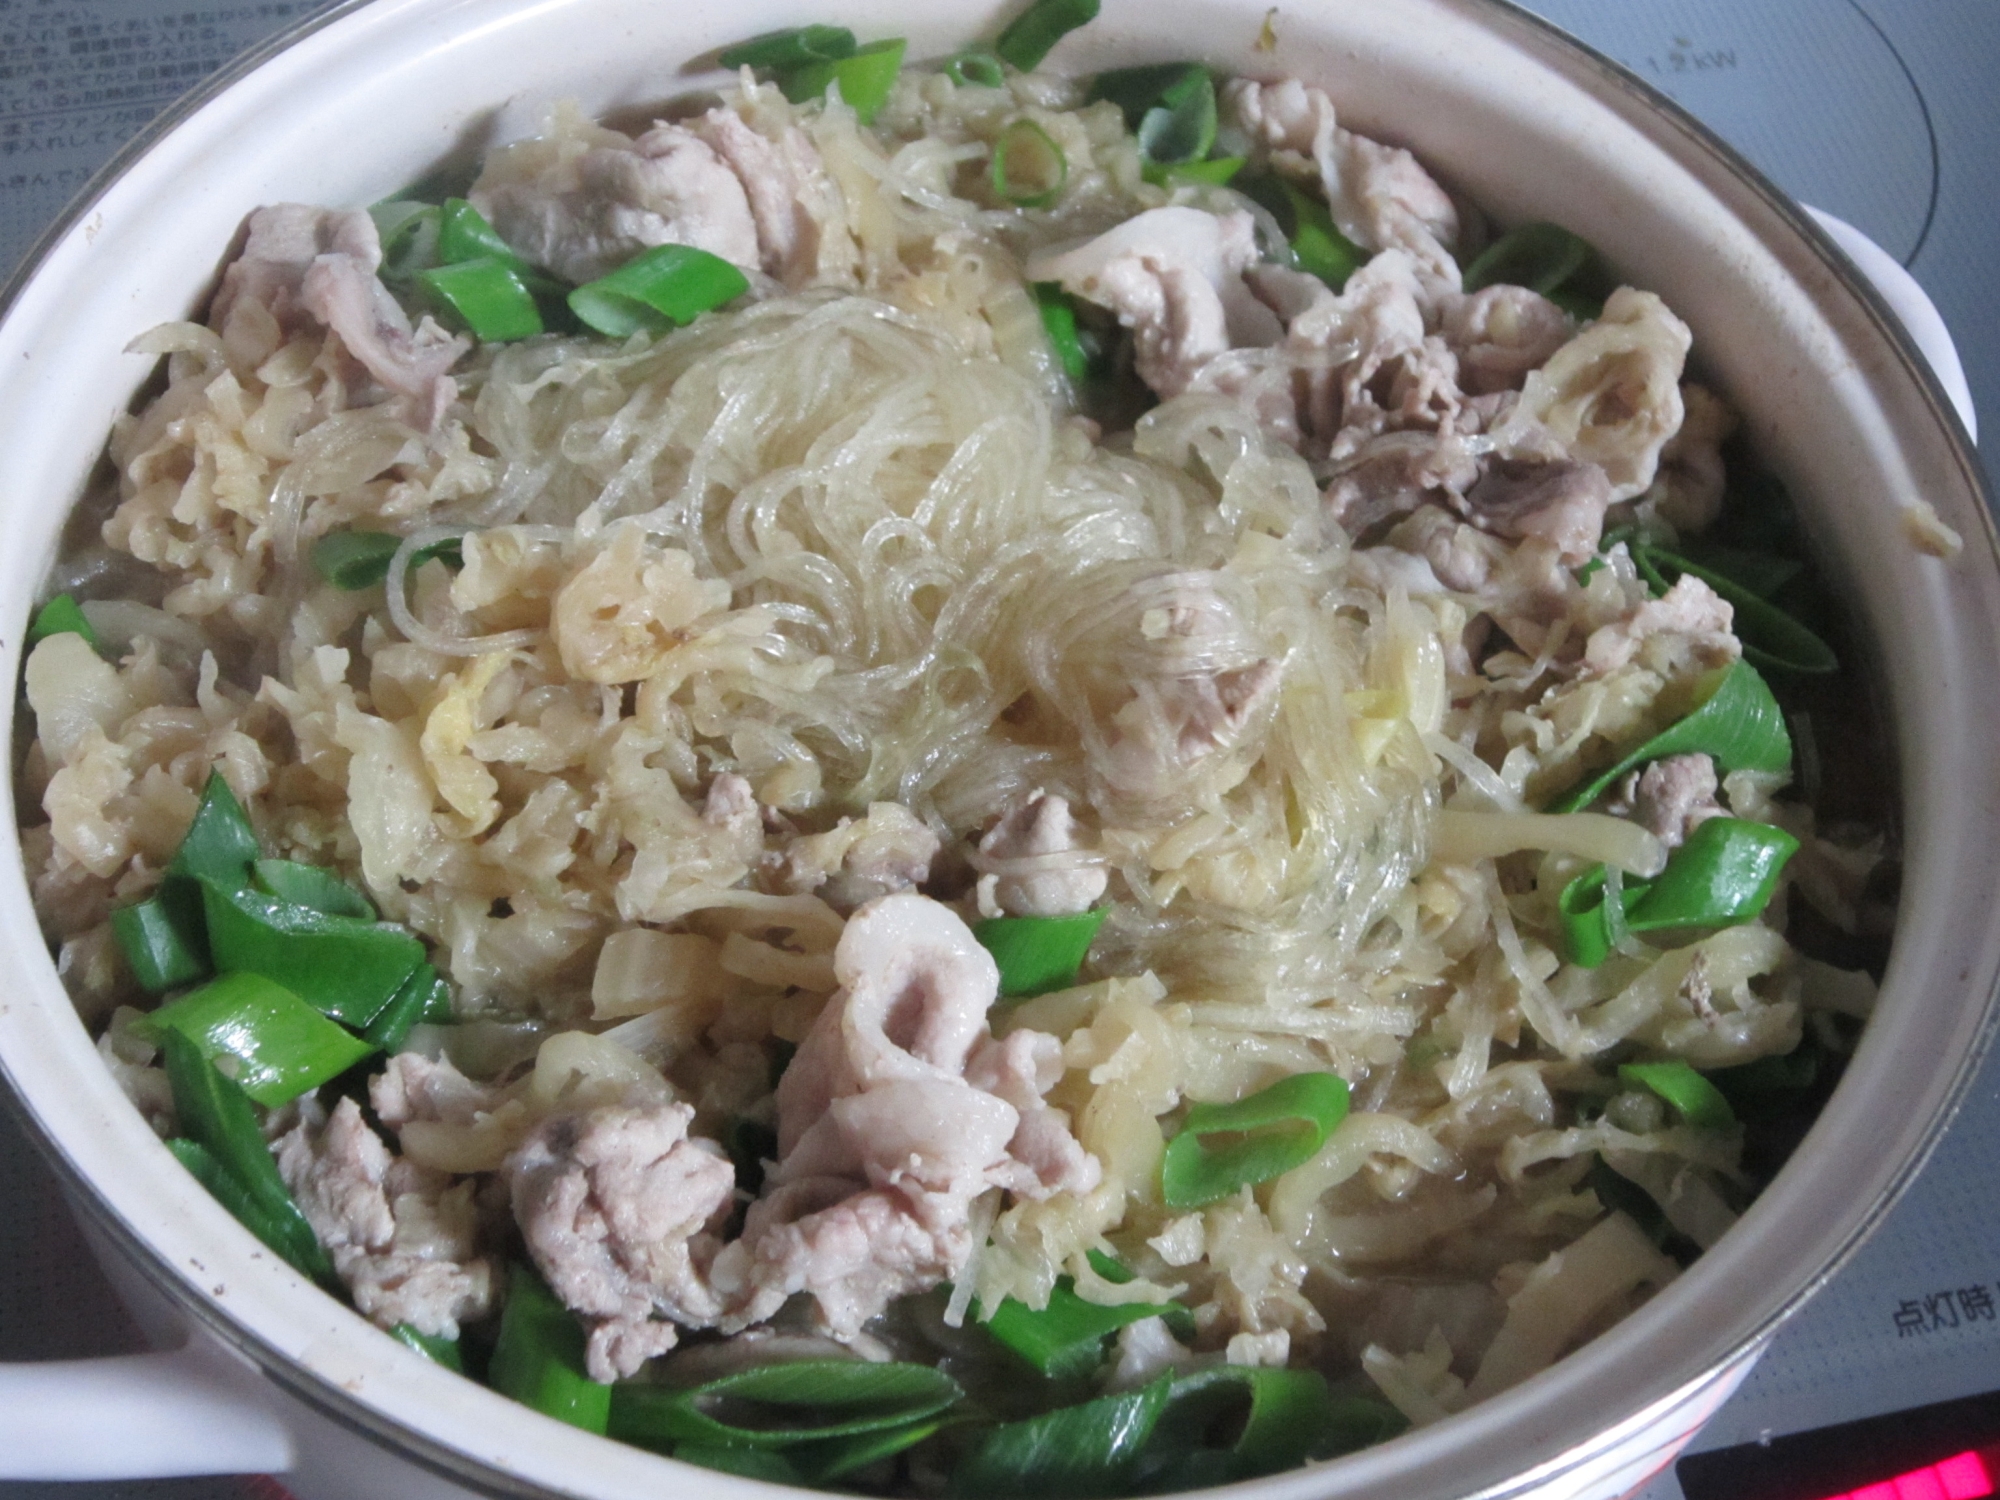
[{"left": 17, "top": 2, "right": 1893, "bottom": 1490}]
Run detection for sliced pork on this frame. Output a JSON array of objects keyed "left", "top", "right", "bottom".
[
  {"left": 768, "top": 802, "right": 941, "bottom": 913},
  {"left": 1101, "top": 575, "right": 1282, "bottom": 804},
  {"left": 1618, "top": 753, "right": 1725, "bottom": 848},
  {"left": 506, "top": 1101, "right": 736, "bottom": 1382},
  {"left": 274, "top": 1097, "right": 496, "bottom": 1340},
  {"left": 472, "top": 104, "right": 850, "bottom": 290},
  {"left": 1027, "top": 208, "right": 1277, "bottom": 399},
  {"left": 713, "top": 894, "right": 1097, "bottom": 1337},
  {"left": 211, "top": 204, "right": 468, "bottom": 427},
  {"left": 1459, "top": 457, "right": 1613, "bottom": 565},
  {"left": 975, "top": 790, "right": 1107, "bottom": 918}
]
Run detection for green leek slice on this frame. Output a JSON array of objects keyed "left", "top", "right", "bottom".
[
  {"left": 1550, "top": 659, "right": 1791, "bottom": 815},
  {"left": 568, "top": 244, "right": 750, "bottom": 338},
  {"left": 489, "top": 1263, "right": 610, "bottom": 1433},
  {"left": 974, "top": 908, "right": 1108, "bottom": 998},
  {"left": 995, "top": 0, "right": 1100, "bottom": 72},
  {"left": 138, "top": 971, "right": 377, "bottom": 1107},
  {"left": 1161, "top": 1072, "right": 1350, "bottom": 1209}
]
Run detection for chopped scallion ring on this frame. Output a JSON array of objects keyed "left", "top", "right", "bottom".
[
  {"left": 992, "top": 117, "right": 1068, "bottom": 207},
  {"left": 945, "top": 47, "right": 1007, "bottom": 87}
]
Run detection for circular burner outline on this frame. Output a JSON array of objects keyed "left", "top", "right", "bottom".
[{"left": 1842, "top": 0, "right": 1940, "bottom": 265}]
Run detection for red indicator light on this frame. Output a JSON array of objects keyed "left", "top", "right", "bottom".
[
  {"left": 1941, "top": 1452, "right": 1997, "bottom": 1500},
  {"left": 1817, "top": 1448, "right": 1996, "bottom": 1500}
]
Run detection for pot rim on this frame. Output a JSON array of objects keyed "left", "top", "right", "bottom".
[{"left": 0, "top": 1, "right": 1994, "bottom": 1497}]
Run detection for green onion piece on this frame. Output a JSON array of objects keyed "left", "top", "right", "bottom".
[
  {"left": 436, "top": 198, "right": 524, "bottom": 269},
  {"left": 27, "top": 593, "right": 100, "bottom": 651},
  {"left": 1548, "top": 285, "right": 1605, "bottom": 322},
  {"left": 1619, "top": 1058, "right": 1737, "bottom": 1131},
  {"left": 1557, "top": 865, "right": 1615, "bottom": 969},
  {"left": 1322, "top": 1393, "right": 1411, "bottom": 1455},
  {"left": 1632, "top": 544, "right": 1838, "bottom": 675},
  {"left": 719, "top": 24, "right": 856, "bottom": 70},
  {"left": 609, "top": 1360, "right": 962, "bottom": 1450},
  {"left": 489, "top": 1263, "right": 610, "bottom": 1433},
  {"left": 365, "top": 962, "right": 449, "bottom": 1054},
  {"left": 166, "top": 1138, "right": 332, "bottom": 1284},
  {"left": 1161, "top": 1071, "right": 1350, "bottom": 1210},
  {"left": 111, "top": 895, "right": 211, "bottom": 992},
  {"left": 1680, "top": 544, "right": 1804, "bottom": 599},
  {"left": 1559, "top": 816, "right": 1801, "bottom": 967},
  {"left": 675, "top": 1446, "right": 804, "bottom": 1482},
  {"left": 791, "top": 1418, "right": 950, "bottom": 1483},
  {"left": 1550, "top": 659, "right": 1791, "bottom": 815},
  {"left": 1282, "top": 180, "right": 1365, "bottom": 290},
  {"left": 569, "top": 244, "right": 751, "bottom": 338},
  {"left": 169, "top": 770, "right": 261, "bottom": 887},
  {"left": 420, "top": 970, "right": 458, "bottom": 1023},
  {"left": 391, "top": 1322, "right": 465, "bottom": 1373},
  {"left": 945, "top": 48, "right": 1007, "bottom": 87},
  {"left": 1710, "top": 1043, "right": 1821, "bottom": 1117},
  {"left": 372, "top": 201, "right": 441, "bottom": 283},
  {"left": 1149, "top": 1366, "right": 1341, "bottom": 1480},
  {"left": 201, "top": 880, "right": 426, "bottom": 1029},
  {"left": 138, "top": 971, "right": 378, "bottom": 1107},
  {"left": 974, "top": 907, "right": 1109, "bottom": 999},
  {"left": 1136, "top": 70, "right": 1217, "bottom": 167},
  {"left": 992, "top": 118, "right": 1069, "bottom": 208},
  {"left": 1462, "top": 221, "right": 1595, "bottom": 296},
  {"left": 252, "top": 858, "right": 375, "bottom": 919},
  {"left": 1587, "top": 1157, "right": 1675, "bottom": 1249},
  {"left": 158, "top": 1029, "right": 333, "bottom": 1283},
  {"left": 995, "top": 0, "right": 1100, "bottom": 72},
  {"left": 1143, "top": 154, "right": 1246, "bottom": 187},
  {"left": 948, "top": 1376, "right": 1171, "bottom": 1499},
  {"left": 310, "top": 530, "right": 463, "bottom": 592},
  {"left": 979, "top": 1264, "right": 1187, "bottom": 1381},
  {"left": 119, "top": 769, "right": 263, "bottom": 991},
  {"left": 1087, "top": 62, "right": 1202, "bottom": 128},
  {"left": 1034, "top": 282, "right": 1092, "bottom": 384},
  {"left": 1625, "top": 816, "right": 1799, "bottom": 930},
  {"left": 418, "top": 257, "right": 544, "bottom": 343},
  {"left": 780, "top": 37, "right": 907, "bottom": 125}
]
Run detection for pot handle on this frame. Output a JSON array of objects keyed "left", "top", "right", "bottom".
[
  {"left": 0, "top": 1341, "right": 296, "bottom": 1479},
  {"left": 1807, "top": 205, "right": 1979, "bottom": 442}
]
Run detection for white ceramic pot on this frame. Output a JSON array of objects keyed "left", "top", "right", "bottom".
[{"left": 0, "top": 0, "right": 1994, "bottom": 1495}]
